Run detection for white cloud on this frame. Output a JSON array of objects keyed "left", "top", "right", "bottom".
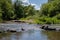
[
  {"left": 22, "top": 0, "right": 29, "bottom": 4},
  {"left": 35, "top": 4, "right": 42, "bottom": 10},
  {"left": 22, "top": 0, "right": 40, "bottom": 10},
  {"left": 30, "top": 3, "right": 41, "bottom": 10},
  {"left": 34, "top": 5, "right": 40, "bottom": 10},
  {"left": 31, "top": 3, "right": 36, "bottom": 6},
  {"left": 22, "top": 0, "right": 29, "bottom": 2},
  {"left": 22, "top": 0, "right": 30, "bottom": 5}
]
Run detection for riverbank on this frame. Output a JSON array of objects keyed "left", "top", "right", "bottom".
[
  {"left": 0, "top": 20, "right": 60, "bottom": 32},
  {"left": 0, "top": 20, "right": 34, "bottom": 24},
  {"left": 0, "top": 23, "right": 41, "bottom": 33}
]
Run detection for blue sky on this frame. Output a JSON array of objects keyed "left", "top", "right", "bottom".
[
  {"left": 22, "top": 0, "right": 48, "bottom": 10},
  {"left": 12, "top": 0, "right": 48, "bottom": 10}
]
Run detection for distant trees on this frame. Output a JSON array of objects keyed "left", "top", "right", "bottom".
[
  {"left": 38, "top": 0, "right": 60, "bottom": 24},
  {"left": 48, "top": 0, "right": 55, "bottom": 2},
  {"left": 0, "top": 0, "right": 14, "bottom": 20},
  {"left": 40, "top": 0, "right": 60, "bottom": 17},
  {"left": 24, "top": 5, "right": 35, "bottom": 16},
  {"left": 0, "top": 6, "right": 2, "bottom": 21},
  {"left": 0, "top": 0, "right": 60, "bottom": 24},
  {"left": 0, "top": 0, "right": 36, "bottom": 21},
  {"left": 14, "top": 0, "right": 24, "bottom": 19}
]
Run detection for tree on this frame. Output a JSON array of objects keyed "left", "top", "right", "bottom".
[
  {"left": 14, "top": 0, "right": 24, "bottom": 19},
  {"left": 40, "top": 0, "right": 60, "bottom": 17},
  {"left": 0, "top": 6, "right": 2, "bottom": 21},
  {"left": 1, "top": 0, "right": 14, "bottom": 20},
  {"left": 48, "top": 0, "right": 55, "bottom": 2},
  {"left": 24, "top": 5, "right": 35, "bottom": 17}
]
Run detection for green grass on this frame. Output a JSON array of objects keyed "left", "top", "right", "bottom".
[{"left": 19, "top": 16, "right": 60, "bottom": 24}]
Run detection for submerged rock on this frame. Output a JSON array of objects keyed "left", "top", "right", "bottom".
[
  {"left": 21, "top": 28, "right": 25, "bottom": 31},
  {"left": 10, "top": 30, "right": 16, "bottom": 32}
]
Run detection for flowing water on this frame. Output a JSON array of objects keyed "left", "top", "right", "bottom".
[{"left": 0, "top": 23, "right": 60, "bottom": 40}]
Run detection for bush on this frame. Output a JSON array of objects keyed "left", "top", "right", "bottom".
[{"left": 38, "top": 16, "right": 60, "bottom": 24}]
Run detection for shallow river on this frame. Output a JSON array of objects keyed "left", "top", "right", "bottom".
[{"left": 0, "top": 23, "right": 60, "bottom": 40}]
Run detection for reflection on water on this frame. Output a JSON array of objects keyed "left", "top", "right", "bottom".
[
  {"left": 0, "top": 23, "right": 60, "bottom": 40},
  {"left": 0, "top": 30, "right": 60, "bottom": 40},
  {"left": 0, "top": 30, "right": 47, "bottom": 40},
  {"left": 42, "top": 31, "right": 60, "bottom": 40}
]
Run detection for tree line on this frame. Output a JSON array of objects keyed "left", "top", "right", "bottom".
[
  {"left": 0, "top": 0, "right": 36, "bottom": 21},
  {"left": 39, "top": 0, "right": 60, "bottom": 24},
  {"left": 0, "top": 0, "right": 60, "bottom": 24}
]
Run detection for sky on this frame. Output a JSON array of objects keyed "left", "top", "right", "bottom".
[
  {"left": 22, "top": 0, "right": 48, "bottom": 10},
  {"left": 12, "top": 0, "right": 48, "bottom": 10}
]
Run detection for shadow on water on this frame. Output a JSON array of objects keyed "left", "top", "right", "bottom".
[
  {"left": 42, "top": 30, "right": 60, "bottom": 40},
  {"left": 0, "top": 32, "right": 11, "bottom": 40}
]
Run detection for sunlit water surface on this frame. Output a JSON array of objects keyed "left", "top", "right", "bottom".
[{"left": 0, "top": 23, "right": 60, "bottom": 40}]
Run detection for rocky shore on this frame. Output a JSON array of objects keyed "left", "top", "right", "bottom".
[
  {"left": 0, "top": 20, "right": 60, "bottom": 33},
  {"left": 40, "top": 24, "right": 60, "bottom": 31},
  {"left": 0, "top": 23, "right": 40, "bottom": 33}
]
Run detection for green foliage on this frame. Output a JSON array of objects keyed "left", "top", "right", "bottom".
[
  {"left": 33, "top": 16, "right": 60, "bottom": 24},
  {"left": 0, "top": 7, "right": 2, "bottom": 22},
  {"left": 0, "top": 0, "right": 14, "bottom": 20},
  {"left": 36, "top": 0, "right": 60, "bottom": 24},
  {"left": 40, "top": 0, "right": 60, "bottom": 17},
  {"left": 54, "top": 14, "right": 60, "bottom": 20},
  {"left": 0, "top": 0, "right": 60, "bottom": 24},
  {"left": 48, "top": 0, "right": 55, "bottom": 2},
  {"left": 14, "top": 0, "right": 24, "bottom": 19},
  {"left": 23, "top": 5, "right": 36, "bottom": 17}
]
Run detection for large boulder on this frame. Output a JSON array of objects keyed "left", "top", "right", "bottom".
[{"left": 41, "top": 25, "right": 56, "bottom": 31}]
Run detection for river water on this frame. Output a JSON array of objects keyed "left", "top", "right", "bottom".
[{"left": 0, "top": 23, "right": 60, "bottom": 40}]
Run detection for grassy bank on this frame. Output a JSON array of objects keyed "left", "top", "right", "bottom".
[{"left": 20, "top": 16, "right": 60, "bottom": 24}]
